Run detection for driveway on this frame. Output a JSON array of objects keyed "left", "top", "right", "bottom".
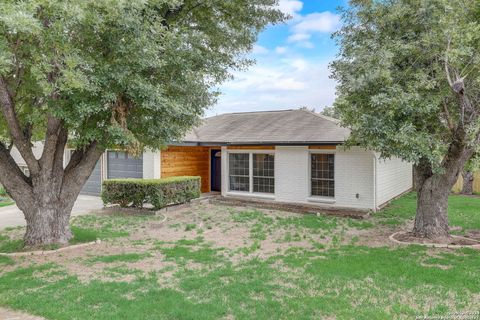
[{"left": 0, "top": 195, "right": 103, "bottom": 229}]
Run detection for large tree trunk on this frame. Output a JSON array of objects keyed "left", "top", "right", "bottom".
[
  {"left": 461, "top": 170, "right": 474, "bottom": 195},
  {"left": 409, "top": 61, "right": 480, "bottom": 241},
  {"left": 24, "top": 202, "right": 73, "bottom": 246},
  {"left": 413, "top": 174, "right": 451, "bottom": 241},
  {"left": 0, "top": 136, "right": 103, "bottom": 248},
  {"left": 0, "top": 78, "right": 105, "bottom": 248},
  {"left": 412, "top": 125, "right": 474, "bottom": 242},
  {"left": 14, "top": 150, "right": 101, "bottom": 247}
]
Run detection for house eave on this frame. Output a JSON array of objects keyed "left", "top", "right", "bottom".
[{"left": 168, "top": 141, "right": 346, "bottom": 147}]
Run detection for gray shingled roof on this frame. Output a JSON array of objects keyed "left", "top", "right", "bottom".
[{"left": 180, "top": 109, "right": 350, "bottom": 145}]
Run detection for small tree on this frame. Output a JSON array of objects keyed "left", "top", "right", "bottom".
[
  {"left": 0, "top": 0, "right": 285, "bottom": 246},
  {"left": 321, "top": 106, "right": 340, "bottom": 119},
  {"left": 461, "top": 154, "right": 479, "bottom": 195},
  {"left": 331, "top": 0, "right": 480, "bottom": 241}
]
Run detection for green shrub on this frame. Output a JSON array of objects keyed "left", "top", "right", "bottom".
[{"left": 101, "top": 176, "right": 201, "bottom": 210}]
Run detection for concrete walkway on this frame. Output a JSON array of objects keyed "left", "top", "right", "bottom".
[{"left": 0, "top": 195, "right": 103, "bottom": 229}]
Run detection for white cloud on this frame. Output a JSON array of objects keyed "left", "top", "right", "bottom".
[
  {"left": 277, "top": 0, "right": 303, "bottom": 17},
  {"left": 275, "top": 46, "right": 287, "bottom": 54},
  {"left": 203, "top": 5, "right": 341, "bottom": 117},
  {"left": 291, "top": 58, "right": 307, "bottom": 71},
  {"left": 224, "top": 66, "right": 305, "bottom": 91},
  {"left": 287, "top": 33, "right": 310, "bottom": 43},
  {"left": 252, "top": 44, "right": 269, "bottom": 55},
  {"left": 298, "top": 41, "right": 314, "bottom": 49},
  {"left": 293, "top": 11, "right": 341, "bottom": 34},
  {"left": 287, "top": 11, "right": 341, "bottom": 47},
  {"left": 209, "top": 58, "right": 336, "bottom": 116}
]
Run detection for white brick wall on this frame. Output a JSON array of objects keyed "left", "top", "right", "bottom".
[
  {"left": 275, "top": 146, "right": 309, "bottom": 203},
  {"left": 221, "top": 145, "right": 377, "bottom": 210},
  {"left": 334, "top": 146, "right": 375, "bottom": 210},
  {"left": 375, "top": 156, "right": 413, "bottom": 208}
]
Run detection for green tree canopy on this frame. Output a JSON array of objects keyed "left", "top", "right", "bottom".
[
  {"left": 0, "top": 0, "right": 286, "bottom": 246},
  {"left": 331, "top": 0, "right": 480, "bottom": 169},
  {"left": 0, "top": 0, "right": 285, "bottom": 153},
  {"left": 331, "top": 0, "right": 480, "bottom": 240},
  {"left": 320, "top": 106, "right": 339, "bottom": 119}
]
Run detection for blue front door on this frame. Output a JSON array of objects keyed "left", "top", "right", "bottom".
[{"left": 211, "top": 150, "right": 221, "bottom": 192}]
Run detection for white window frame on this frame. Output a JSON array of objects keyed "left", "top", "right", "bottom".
[
  {"left": 226, "top": 149, "right": 275, "bottom": 199},
  {"left": 307, "top": 150, "right": 336, "bottom": 203}
]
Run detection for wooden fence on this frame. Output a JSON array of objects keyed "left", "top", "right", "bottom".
[{"left": 452, "top": 171, "right": 480, "bottom": 193}]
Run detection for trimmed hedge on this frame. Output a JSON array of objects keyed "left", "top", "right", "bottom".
[{"left": 101, "top": 176, "right": 201, "bottom": 210}]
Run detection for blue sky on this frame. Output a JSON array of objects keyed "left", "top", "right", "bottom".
[{"left": 208, "top": 0, "right": 347, "bottom": 116}]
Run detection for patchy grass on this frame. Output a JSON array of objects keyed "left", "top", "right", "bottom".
[
  {"left": 0, "top": 194, "right": 479, "bottom": 319},
  {"left": 159, "top": 245, "right": 224, "bottom": 265},
  {"left": 0, "top": 239, "right": 23, "bottom": 253},
  {"left": 0, "top": 217, "right": 132, "bottom": 253},
  {"left": 376, "top": 192, "right": 418, "bottom": 225},
  {"left": 0, "top": 255, "right": 14, "bottom": 266},
  {"left": 0, "top": 245, "right": 479, "bottom": 319},
  {"left": 0, "top": 228, "right": 98, "bottom": 253},
  {"left": 87, "top": 253, "right": 151, "bottom": 264}
]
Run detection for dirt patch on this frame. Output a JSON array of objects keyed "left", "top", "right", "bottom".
[
  {"left": 1, "top": 202, "right": 437, "bottom": 282},
  {"left": 212, "top": 197, "right": 369, "bottom": 219},
  {"left": 101, "top": 206, "right": 157, "bottom": 216},
  {"left": 0, "top": 307, "right": 45, "bottom": 320},
  {"left": 201, "top": 226, "right": 251, "bottom": 249}
]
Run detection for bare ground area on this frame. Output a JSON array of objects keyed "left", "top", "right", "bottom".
[
  {"left": 1, "top": 194, "right": 479, "bottom": 319},
  {"left": 0, "top": 202, "right": 420, "bottom": 282},
  {"left": 0, "top": 308, "right": 45, "bottom": 320}
]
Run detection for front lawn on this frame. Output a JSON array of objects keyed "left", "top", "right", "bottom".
[
  {"left": 0, "top": 193, "right": 479, "bottom": 319},
  {"left": 377, "top": 192, "right": 480, "bottom": 233}
]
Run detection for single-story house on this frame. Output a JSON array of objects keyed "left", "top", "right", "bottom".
[{"left": 11, "top": 109, "right": 413, "bottom": 211}]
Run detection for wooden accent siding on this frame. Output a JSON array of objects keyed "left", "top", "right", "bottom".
[
  {"left": 227, "top": 146, "right": 275, "bottom": 150},
  {"left": 161, "top": 146, "right": 211, "bottom": 192},
  {"left": 308, "top": 145, "right": 337, "bottom": 150}
]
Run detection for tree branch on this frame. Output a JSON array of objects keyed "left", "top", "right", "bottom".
[
  {"left": 0, "top": 77, "right": 40, "bottom": 174},
  {"left": 442, "top": 100, "right": 455, "bottom": 132},
  {"left": 62, "top": 141, "right": 104, "bottom": 201},
  {"left": 444, "top": 38, "right": 454, "bottom": 88},
  {"left": 0, "top": 141, "right": 34, "bottom": 205},
  {"left": 40, "top": 115, "right": 65, "bottom": 170}
]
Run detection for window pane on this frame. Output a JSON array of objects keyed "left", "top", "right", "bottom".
[
  {"left": 311, "top": 179, "right": 335, "bottom": 197},
  {"left": 229, "top": 176, "right": 250, "bottom": 192},
  {"left": 253, "top": 177, "right": 275, "bottom": 193},
  {"left": 311, "top": 154, "right": 334, "bottom": 197},
  {"left": 253, "top": 154, "right": 274, "bottom": 193},
  {"left": 229, "top": 153, "right": 249, "bottom": 191}
]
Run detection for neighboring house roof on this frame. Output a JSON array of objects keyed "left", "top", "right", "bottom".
[{"left": 180, "top": 109, "right": 350, "bottom": 146}]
